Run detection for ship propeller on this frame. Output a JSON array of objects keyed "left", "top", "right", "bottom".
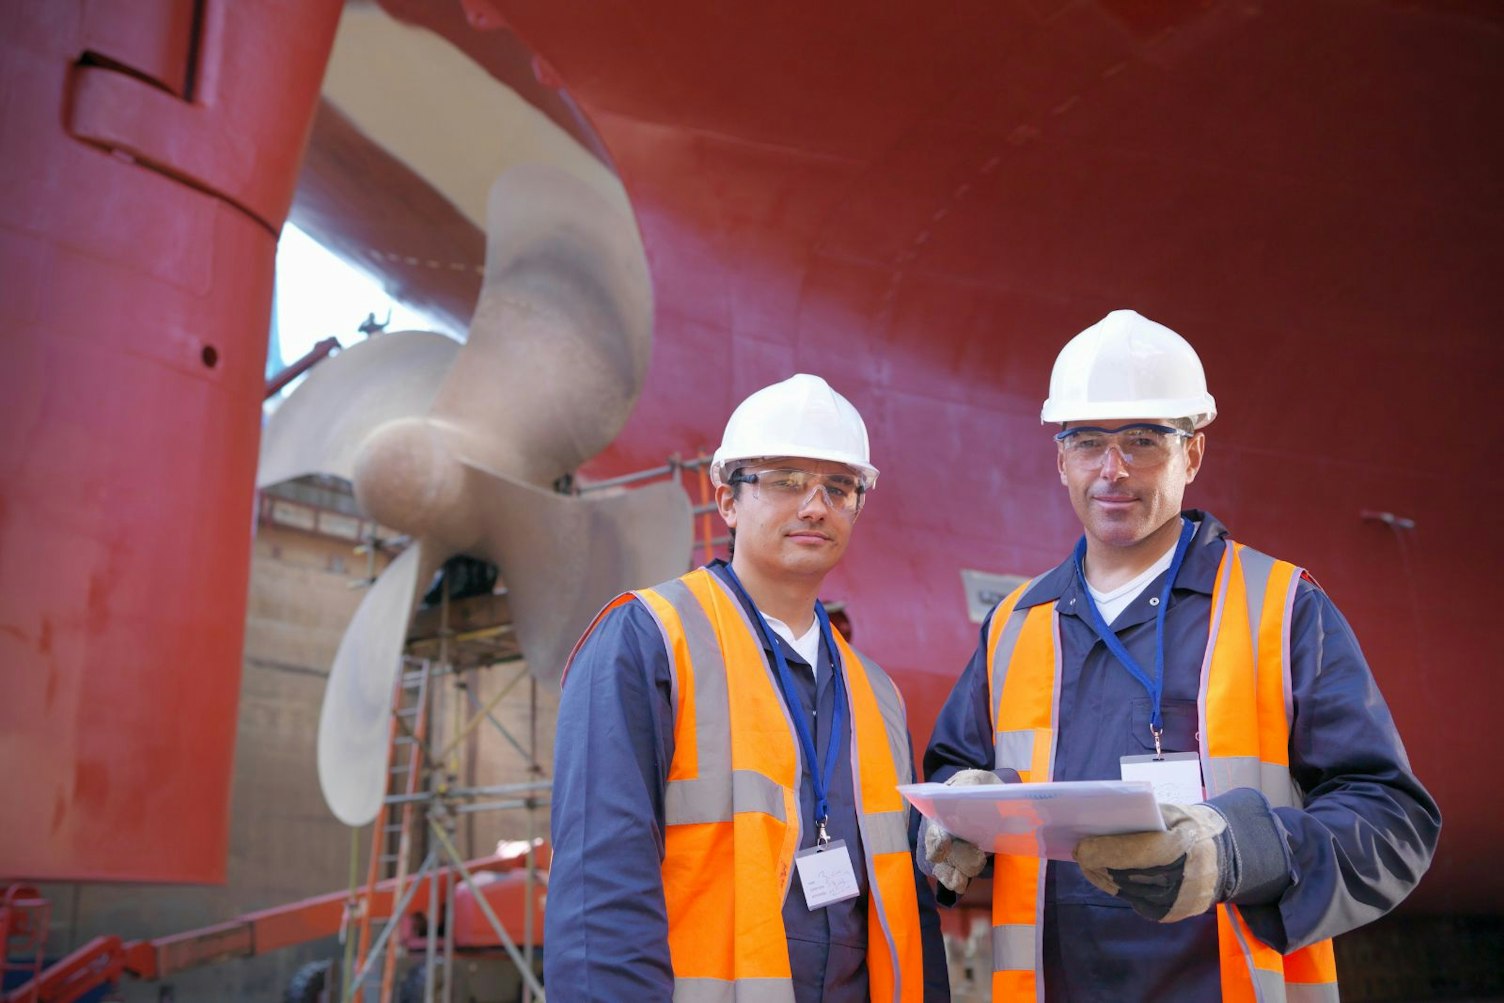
[{"left": 258, "top": 164, "right": 692, "bottom": 826}]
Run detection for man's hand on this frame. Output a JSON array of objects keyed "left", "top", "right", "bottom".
[
  {"left": 1073, "top": 802, "right": 1236, "bottom": 922},
  {"left": 921, "top": 769, "right": 1007, "bottom": 895}
]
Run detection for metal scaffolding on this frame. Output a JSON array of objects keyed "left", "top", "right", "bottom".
[
  {"left": 341, "top": 454, "right": 715, "bottom": 1003},
  {"left": 341, "top": 581, "right": 547, "bottom": 1003}
]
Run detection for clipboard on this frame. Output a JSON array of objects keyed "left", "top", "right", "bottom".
[{"left": 899, "top": 779, "right": 1165, "bottom": 860}]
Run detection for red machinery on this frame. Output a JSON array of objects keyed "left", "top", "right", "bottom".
[{"left": 0, "top": 848, "right": 546, "bottom": 1003}]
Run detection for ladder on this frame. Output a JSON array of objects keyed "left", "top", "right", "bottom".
[{"left": 350, "top": 656, "right": 434, "bottom": 1001}]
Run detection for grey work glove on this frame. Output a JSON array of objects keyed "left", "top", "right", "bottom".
[
  {"left": 1074, "top": 801, "right": 1236, "bottom": 923},
  {"left": 921, "top": 769, "right": 1007, "bottom": 895}
]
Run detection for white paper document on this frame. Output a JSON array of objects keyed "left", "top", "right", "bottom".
[{"left": 899, "top": 780, "right": 1166, "bottom": 861}]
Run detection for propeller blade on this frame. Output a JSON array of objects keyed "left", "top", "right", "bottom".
[
  {"left": 258, "top": 330, "right": 461, "bottom": 488},
  {"left": 429, "top": 164, "right": 654, "bottom": 487},
  {"left": 316, "top": 541, "right": 442, "bottom": 826},
  {"left": 461, "top": 461, "right": 693, "bottom": 687}
]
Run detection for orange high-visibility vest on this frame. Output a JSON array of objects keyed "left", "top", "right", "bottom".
[
  {"left": 574, "top": 567, "right": 926, "bottom": 1003},
  {"left": 983, "top": 540, "right": 1339, "bottom": 1002}
]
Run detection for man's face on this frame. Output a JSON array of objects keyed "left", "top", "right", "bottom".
[
  {"left": 1056, "top": 418, "right": 1204, "bottom": 551},
  {"left": 717, "top": 457, "right": 861, "bottom": 583}
]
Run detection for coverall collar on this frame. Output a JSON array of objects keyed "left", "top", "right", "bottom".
[
  {"left": 1017, "top": 510, "right": 1230, "bottom": 621},
  {"left": 707, "top": 559, "right": 819, "bottom": 668}
]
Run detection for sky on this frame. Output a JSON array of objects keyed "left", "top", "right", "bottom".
[{"left": 270, "top": 223, "right": 455, "bottom": 375}]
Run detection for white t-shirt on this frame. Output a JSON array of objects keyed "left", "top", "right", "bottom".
[
  {"left": 1086, "top": 543, "right": 1177, "bottom": 626},
  {"left": 764, "top": 613, "right": 823, "bottom": 678}
]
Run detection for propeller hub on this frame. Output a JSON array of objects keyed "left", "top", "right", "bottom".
[{"left": 352, "top": 417, "right": 464, "bottom": 538}]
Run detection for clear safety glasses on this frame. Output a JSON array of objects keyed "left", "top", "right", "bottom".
[
  {"left": 728, "top": 466, "right": 868, "bottom": 516},
  {"left": 1054, "top": 423, "right": 1192, "bottom": 469}
]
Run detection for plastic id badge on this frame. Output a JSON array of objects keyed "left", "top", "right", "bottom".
[
  {"left": 1120, "top": 752, "right": 1204, "bottom": 804},
  {"left": 795, "top": 840, "right": 860, "bottom": 909}
]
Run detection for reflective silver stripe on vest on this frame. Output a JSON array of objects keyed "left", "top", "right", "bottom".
[
  {"left": 853, "top": 652, "right": 914, "bottom": 787},
  {"left": 862, "top": 809, "right": 911, "bottom": 856},
  {"left": 647, "top": 573, "right": 807, "bottom": 1001},
  {"left": 1253, "top": 965, "right": 1287, "bottom": 1003},
  {"left": 987, "top": 595, "right": 1055, "bottom": 999},
  {"left": 992, "top": 923, "right": 1036, "bottom": 973},
  {"left": 704, "top": 573, "right": 806, "bottom": 844},
  {"left": 1224, "top": 905, "right": 1283, "bottom": 1003},
  {"left": 674, "top": 976, "right": 797, "bottom": 1003},
  {"left": 996, "top": 727, "right": 1034, "bottom": 774},
  {"left": 1200, "top": 546, "right": 1302, "bottom": 809},
  {"left": 1262, "top": 761, "right": 1301, "bottom": 810},
  {"left": 1240, "top": 545, "right": 1305, "bottom": 752},
  {"left": 666, "top": 768, "right": 787, "bottom": 825},
  {"left": 1287, "top": 982, "right": 1340, "bottom": 1003},
  {"left": 1197, "top": 550, "right": 1233, "bottom": 799},
  {"left": 735, "top": 769, "right": 788, "bottom": 820},
  {"left": 1206, "top": 757, "right": 1300, "bottom": 809},
  {"left": 1239, "top": 546, "right": 1276, "bottom": 674},
  {"left": 842, "top": 647, "right": 914, "bottom": 1002},
  {"left": 634, "top": 591, "right": 681, "bottom": 716},
  {"left": 1196, "top": 549, "right": 1233, "bottom": 791},
  {"left": 1206, "top": 755, "right": 1259, "bottom": 798},
  {"left": 657, "top": 577, "right": 735, "bottom": 827},
  {"left": 1227, "top": 548, "right": 1300, "bottom": 807},
  {"left": 1203, "top": 760, "right": 1299, "bottom": 806},
  {"left": 990, "top": 603, "right": 1030, "bottom": 729},
  {"left": 1264, "top": 548, "right": 1303, "bottom": 730}
]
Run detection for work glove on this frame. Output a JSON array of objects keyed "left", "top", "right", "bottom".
[
  {"left": 1074, "top": 801, "right": 1238, "bottom": 923},
  {"left": 921, "top": 769, "right": 1008, "bottom": 895}
]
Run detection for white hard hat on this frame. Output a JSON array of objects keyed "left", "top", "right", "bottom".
[
  {"left": 710, "top": 374, "right": 879, "bottom": 488},
  {"left": 1041, "top": 309, "right": 1217, "bottom": 428}
]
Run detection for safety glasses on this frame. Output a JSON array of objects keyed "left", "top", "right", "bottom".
[
  {"left": 1054, "top": 423, "right": 1192, "bottom": 468},
  {"left": 727, "top": 466, "right": 867, "bottom": 516}
]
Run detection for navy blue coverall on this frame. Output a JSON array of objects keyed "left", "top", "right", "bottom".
[
  {"left": 546, "top": 560, "right": 950, "bottom": 1002},
  {"left": 924, "top": 511, "right": 1439, "bottom": 1001}
]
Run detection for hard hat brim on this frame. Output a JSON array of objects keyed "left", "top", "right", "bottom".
[
  {"left": 1040, "top": 396, "right": 1216, "bottom": 429},
  {"left": 710, "top": 449, "right": 879, "bottom": 489}
]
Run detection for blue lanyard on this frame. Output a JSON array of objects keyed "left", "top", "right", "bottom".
[
  {"left": 1072, "top": 517, "right": 1196, "bottom": 757},
  {"left": 722, "top": 565, "right": 846, "bottom": 842}
]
